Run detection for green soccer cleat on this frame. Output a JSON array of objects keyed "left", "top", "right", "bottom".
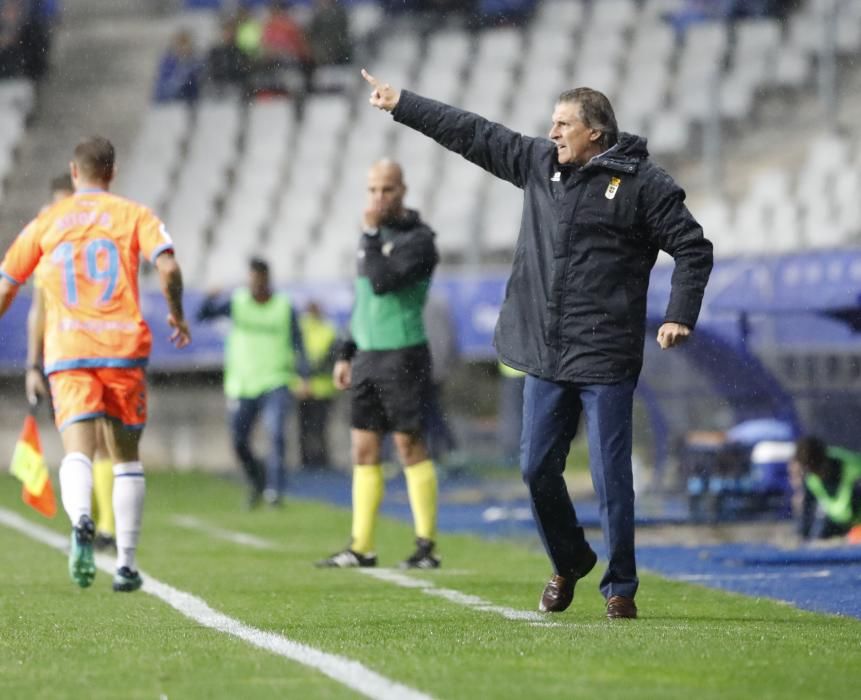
[
  {"left": 112, "top": 566, "right": 143, "bottom": 593},
  {"left": 68, "top": 515, "right": 96, "bottom": 588}
]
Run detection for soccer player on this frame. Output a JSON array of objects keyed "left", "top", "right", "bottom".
[
  {"left": 0, "top": 136, "right": 191, "bottom": 592},
  {"left": 317, "top": 159, "right": 441, "bottom": 569},
  {"left": 26, "top": 173, "right": 116, "bottom": 551}
]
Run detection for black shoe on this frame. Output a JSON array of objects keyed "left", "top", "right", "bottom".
[
  {"left": 93, "top": 531, "right": 116, "bottom": 552},
  {"left": 245, "top": 488, "right": 264, "bottom": 510},
  {"left": 315, "top": 548, "right": 378, "bottom": 568},
  {"left": 400, "top": 538, "right": 441, "bottom": 569}
]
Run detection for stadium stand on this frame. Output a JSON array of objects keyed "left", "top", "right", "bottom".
[{"left": 5, "top": 0, "right": 861, "bottom": 278}]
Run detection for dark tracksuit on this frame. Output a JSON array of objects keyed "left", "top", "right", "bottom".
[{"left": 392, "top": 91, "right": 713, "bottom": 599}]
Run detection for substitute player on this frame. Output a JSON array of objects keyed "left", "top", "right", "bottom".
[
  {"left": 0, "top": 137, "right": 191, "bottom": 591},
  {"left": 316, "top": 159, "right": 441, "bottom": 569},
  {"left": 26, "top": 173, "right": 116, "bottom": 551}
]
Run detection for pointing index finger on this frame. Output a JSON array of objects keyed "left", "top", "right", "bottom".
[{"left": 361, "top": 68, "right": 379, "bottom": 88}]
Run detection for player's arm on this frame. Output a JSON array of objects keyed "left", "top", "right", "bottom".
[
  {"left": 25, "top": 284, "right": 49, "bottom": 406},
  {"left": 332, "top": 331, "right": 356, "bottom": 391},
  {"left": 0, "top": 219, "right": 43, "bottom": 318},
  {"left": 362, "top": 69, "right": 534, "bottom": 189},
  {"left": 155, "top": 251, "right": 191, "bottom": 348},
  {"left": 0, "top": 277, "right": 20, "bottom": 318},
  {"left": 363, "top": 228, "right": 439, "bottom": 295}
]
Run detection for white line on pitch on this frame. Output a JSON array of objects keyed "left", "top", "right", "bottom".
[
  {"left": 171, "top": 514, "right": 280, "bottom": 550},
  {"left": 0, "top": 508, "right": 433, "bottom": 700},
  {"left": 358, "top": 568, "right": 559, "bottom": 626},
  {"left": 674, "top": 569, "right": 833, "bottom": 582}
]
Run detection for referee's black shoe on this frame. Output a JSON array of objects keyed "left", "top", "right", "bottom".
[
  {"left": 315, "top": 548, "right": 377, "bottom": 568},
  {"left": 400, "top": 538, "right": 441, "bottom": 569}
]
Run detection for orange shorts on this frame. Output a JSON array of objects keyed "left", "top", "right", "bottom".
[{"left": 49, "top": 367, "right": 147, "bottom": 431}]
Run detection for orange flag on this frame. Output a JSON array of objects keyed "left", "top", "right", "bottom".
[{"left": 9, "top": 414, "right": 57, "bottom": 518}]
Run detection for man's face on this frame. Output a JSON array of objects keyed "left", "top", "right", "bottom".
[
  {"left": 549, "top": 101, "right": 601, "bottom": 166},
  {"left": 366, "top": 166, "right": 406, "bottom": 225},
  {"left": 250, "top": 269, "right": 270, "bottom": 299}
]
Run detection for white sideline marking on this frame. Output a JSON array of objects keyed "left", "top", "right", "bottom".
[
  {"left": 358, "top": 569, "right": 559, "bottom": 626},
  {"left": 171, "top": 515, "right": 279, "bottom": 550},
  {"left": 0, "top": 508, "right": 433, "bottom": 700},
  {"left": 675, "top": 569, "right": 834, "bottom": 582}
]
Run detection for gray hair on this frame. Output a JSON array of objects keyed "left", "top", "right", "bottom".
[{"left": 557, "top": 88, "right": 619, "bottom": 150}]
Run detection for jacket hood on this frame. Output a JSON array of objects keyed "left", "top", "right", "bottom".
[{"left": 588, "top": 132, "right": 649, "bottom": 173}]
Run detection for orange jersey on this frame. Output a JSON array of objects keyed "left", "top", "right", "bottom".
[{"left": 1, "top": 190, "right": 174, "bottom": 374}]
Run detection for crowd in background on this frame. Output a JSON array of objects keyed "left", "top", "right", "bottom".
[
  {"left": 154, "top": 0, "right": 351, "bottom": 102},
  {"left": 0, "top": 0, "right": 58, "bottom": 80}
]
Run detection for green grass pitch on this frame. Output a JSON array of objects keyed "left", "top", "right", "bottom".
[{"left": 1, "top": 472, "right": 859, "bottom": 699}]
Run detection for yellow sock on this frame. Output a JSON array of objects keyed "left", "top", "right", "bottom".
[
  {"left": 92, "top": 458, "right": 115, "bottom": 536},
  {"left": 351, "top": 465, "right": 384, "bottom": 554},
  {"left": 404, "top": 459, "right": 438, "bottom": 541}
]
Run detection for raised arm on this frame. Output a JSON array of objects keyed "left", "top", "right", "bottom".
[
  {"left": 363, "top": 228, "right": 438, "bottom": 295},
  {"left": 154, "top": 251, "right": 191, "bottom": 348},
  {"left": 362, "top": 69, "right": 535, "bottom": 189}
]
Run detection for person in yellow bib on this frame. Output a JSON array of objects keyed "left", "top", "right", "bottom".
[
  {"left": 198, "top": 257, "right": 309, "bottom": 507},
  {"left": 297, "top": 301, "right": 337, "bottom": 469},
  {"left": 24, "top": 173, "right": 115, "bottom": 551},
  {"left": 792, "top": 436, "right": 861, "bottom": 540}
]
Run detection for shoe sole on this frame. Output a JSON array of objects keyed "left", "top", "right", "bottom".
[
  {"left": 113, "top": 577, "right": 143, "bottom": 593},
  {"left": 68, "top": 534, "right": 96, "bottom": 589}
]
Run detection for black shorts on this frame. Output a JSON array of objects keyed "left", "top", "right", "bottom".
[{"left": 350, "top": 344, "right": 431, "bottom": 434}]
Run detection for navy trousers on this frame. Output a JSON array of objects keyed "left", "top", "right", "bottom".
[
  {"left": 229, "top": 386, "right": 292, "bottom": 495},
  {"left": 520, "top": 374, "right": 638, "bottom": 600}
]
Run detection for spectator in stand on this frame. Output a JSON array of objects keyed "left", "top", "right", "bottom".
[
  {"left": 206, "top": 18, "right": 250, "bottom": 96},
  {"left": 235, "top": 7, "right": 263, "bottom": 60},
  {"left": 261, "top": 0, "right": 311, "bottom": 69},
  {"left": 307, "top": 0, "right": 352, "bottom": 67},
  {"left": 153, "top": 30, "right": 203, "bottom": 104},
  {"left": 473, "top": 0, "right": 536, "bottom": 27},
  {"left": 0, "top": 0, "right": 51, "bottom": 80}
]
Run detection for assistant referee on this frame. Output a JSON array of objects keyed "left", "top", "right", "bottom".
[{"left": 317, "top": 159, "right": 441, "bottom": 569}]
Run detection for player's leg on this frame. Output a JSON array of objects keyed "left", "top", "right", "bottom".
[
  {"left": 316, "top": 375, "right": 386, "bottom": 568},
  {"left": 92, "top": 420, "right": 116, "bottom": 550},
  {"left": 261, "top": 385, "right": 291, "bottom": 505},
  {"left": 50, "top": 369, "right": 103, "bottom": 589},
  {"left": 100, "top": 367, "right": 148, "bottom": 592},
  {"left": 228, "top": 396, "right": 266, "bottom": 508}
]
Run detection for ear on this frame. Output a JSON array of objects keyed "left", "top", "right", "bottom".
[
  {"left": 69, "top": 161, "right": 78, "bottom": 180},
  {"left": 590, "top": 129, "right": 602, "bottom": 143}
]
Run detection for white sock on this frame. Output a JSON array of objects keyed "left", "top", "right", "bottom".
[
  {"left": 113, "top": 461, "right": 145, "bottom": 571},
  {"left": 59, "top": 452, "right": 93, "bottom": 525}
]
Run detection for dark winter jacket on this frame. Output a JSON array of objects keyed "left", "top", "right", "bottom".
[{"left": 392, "top": 91, "right": 713, "bottom": 383}]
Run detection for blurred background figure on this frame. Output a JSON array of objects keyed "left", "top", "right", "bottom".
[
  {"left": 197, "top": 257, "right": 308, "bottom": 508},
  {"left": 497, "top": 362, "right": 525, "bottom": 467},
  {"left": 307, "top": 0, "right": 352, "bottom": 67},
  {"left": 297, "top": 300, "right": 337, "bottom": 470},
  {"left": 792, "top": 436, "right": 861, "bottom": 541},
  {"left": 153, "top": 29, "right": 202, "bottom": 104},
  {"left": 205, "top": 18, "right": 250, "bottom": 98},
  {"left": 423, "top": 293, "right": 459, "bottom": 464}
]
